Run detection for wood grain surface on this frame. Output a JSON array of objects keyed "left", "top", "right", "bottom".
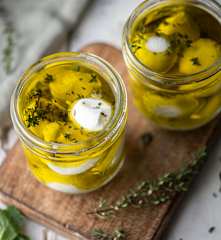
[{"left": 0, "top": 43, "right": 220, "bottom": 240}]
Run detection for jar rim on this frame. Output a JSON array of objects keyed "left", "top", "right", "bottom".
[
  {"left": 10, "top": 52, "right": 127, "bottom": 155},
  {"left": 122, "top": 0, "right": 221, "bottom": 86}
]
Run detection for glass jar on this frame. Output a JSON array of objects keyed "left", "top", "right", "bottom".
[
  {"left": 11, "top": 52, "right": 127, "bottom": 194},
  {"left": 122, "top": 0, "right": 221, "bottom": 130}
]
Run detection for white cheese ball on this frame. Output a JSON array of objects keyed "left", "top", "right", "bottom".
[
  {"left": 134, "top": 33, "right": 177, "bottom": 73},
  {"left": 47, "top": 157, "right": 100, "bottom": 175},
  {"left": 146, "top": 36, "right": 170, "bottom": 53},
  {"left": 47, "top": 183, "right": 82, "bottom": 194},
  {"left": 71, "top": 98, "right": 112, "bottom": 132}
]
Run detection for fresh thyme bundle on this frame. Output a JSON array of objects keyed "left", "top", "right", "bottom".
[
  {"left": 88, "top": 148, "right": 207, "bottom": 219},
  {"left": 91, "top": 228, "right": 126, "bottom": 240},
  {"left": 0, "top": 2, "right": 15, "bottom": 75}
]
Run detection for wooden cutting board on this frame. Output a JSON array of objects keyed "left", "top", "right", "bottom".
[{"left": 0, "top": 43, "right": 220, "bottom": 240}]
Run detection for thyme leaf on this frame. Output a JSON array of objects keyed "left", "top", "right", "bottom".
[
  {"left": 89, "top": 74, "right": 98, "bottom": 83},
  {"left": 130, "top": 43, "right": 142, "bottom": 54},
  {"left": 191, "top": 57, "right": 201, "bottom": 66},
  {"left": 72, "top": 65, "right": 80, "bottom": 72},
  {"left": 64, "top": 133, "right": 71, "bottom": 139},
  {"left": 88, "top": 148, "right": 207, "bottom": 218},
  {"left": 44, "top": 74, "right": 54, "bottom": 83}
]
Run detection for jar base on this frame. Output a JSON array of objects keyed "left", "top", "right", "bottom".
[{"left": 28, "top": 155, "right": 125, "bottom": 194}]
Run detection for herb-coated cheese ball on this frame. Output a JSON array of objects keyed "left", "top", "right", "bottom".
[
  {"left": 134, "top": 33, "right": 177, "bottom": 73},
  {"left": 157, "top": 11, "right": 200, "bottom": 41},
  {"left": 179, "top": 38, "right": 221, "bottom": 74}
]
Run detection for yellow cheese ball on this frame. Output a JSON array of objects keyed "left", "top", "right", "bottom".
[
  {"left": 143, "top": 92, "right": 199, "bottom": 118},
  {"left": 179, "top": 38, "right": 221, "bottom": 74},
  {"left": 157, "top": 11, "right": 200, "bottom": 41},
  {"left": 29, "top": 120, "right": 49, "bottom": 139},
  {"left": 135, "top": 33, "right": 177, "bottom": 73},
  {"left": 49, "top": 71, "right": 101, "bottom": 102},
  {"left": 42, "top": 122, "right": 60, "bottom": 142}
]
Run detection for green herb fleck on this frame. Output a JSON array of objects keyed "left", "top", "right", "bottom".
[
  {"left": 89, "top": 74, "right": 98, "bottom": 83},
  {"left": 167, "top": 33, "right": 192, "bottom": 55},
  {"left": 44, "top": 74, "right": 54, "bottom": 83},
  {"left": 29, "top": 89, "right": 42, "bottom": 100},
  {"left": 73, "top": 138, "right": 78, "bottom": 144},
  {"left": 72, "top": 65, "right": 80, "bottom": 72},
  {"left": 77, "top": 94, "right": 84, "bottom": 99},
  {"left": 131, "top": 43, "right": 141, "bottom": 54},
  {"left": 25, "top": 109, "right": 46, "bottom": 127},
  {"left": 64, "top": 133, "right": 71, "bottom": 139},
  {"left": 191, "top": 57, "right": 201, "bottom": 66}
]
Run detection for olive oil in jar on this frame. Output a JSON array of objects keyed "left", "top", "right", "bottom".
[
  {"left": 20, "top": 63, "right": 115, "bottom": 144},
  {"left": 11, "top": 53, "right": 127, "bottom": 193},
  {"left": 123, "top": 1, "right": 221, "bottom": 130}
]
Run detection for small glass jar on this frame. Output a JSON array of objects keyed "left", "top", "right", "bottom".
[
  {"left": 122, "top": 0, "right": 221, "bottom": 130},
  {"left": 11, "top": 52, "right": 127, "bottom": 194}
]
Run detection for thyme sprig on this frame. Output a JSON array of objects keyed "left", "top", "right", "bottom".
[
  {"left": 3, "top": 22, "right": 14, "bottom": 74},
  {"left": 91, "top": 228, "right": 126, "bottom": 240},
  {"left": 25, "top": 89, "right": 44, "bottom": 127},
  {"left": 88, "top": 148, "right": 207, "bottom": 219}
]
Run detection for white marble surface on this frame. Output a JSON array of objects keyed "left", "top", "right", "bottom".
[
  {"left": 70, "top": 0, "right": 144, "bottom": 50},
  {"left": 2, "top": 0, "right": 221, "bottom": 240},
  {"left": 164, "top": 140, "right": 221, "bottom": 240}
]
